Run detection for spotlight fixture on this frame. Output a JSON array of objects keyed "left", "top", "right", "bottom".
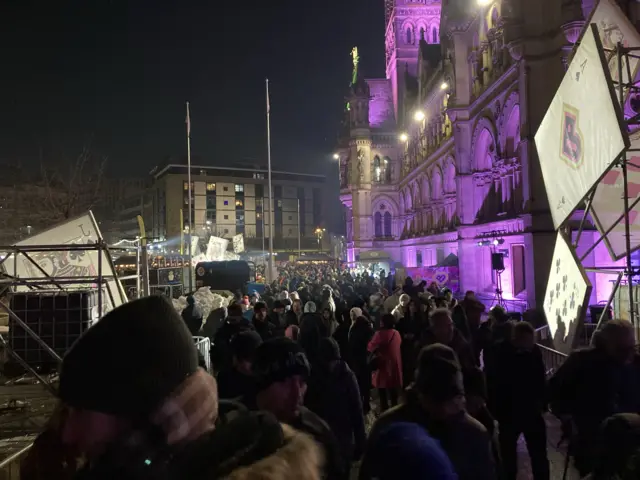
[
  {"left": 413, "top": 110, "right": 426, "bottom": 122},
  {"left": 399, "top": 133, "right": 409, "bottom": 142},
  {"left": 333, "top": 153, "right": 339, "bottom": 160},
  {"left": 440, "top": 82, "right": 449, "bottom": 90},
  {"left": 492, "top": 238, "right": 505, "bottom": 246},
  {"left": 477, "top": 0, "right": 491, "bottom": 5}
]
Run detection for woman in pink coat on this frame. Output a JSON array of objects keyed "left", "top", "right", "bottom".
[{"left": 368, "top": 313, "right": 403, "bottom": 412}]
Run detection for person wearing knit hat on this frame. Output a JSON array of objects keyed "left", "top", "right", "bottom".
[
  {"left": 57, "top": 296, "right": 218, "bottom": 465},
  {"left": 217, "top": 330, "right": 263, "bottom": 400},
  {"left": 243, "top": 338, "right": 346, "bottom": 480},
  {"left": 368, "top": 422, "right": 458, "bottom": 479}
]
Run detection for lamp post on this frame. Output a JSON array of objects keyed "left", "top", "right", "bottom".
[
  {"left": 315, "top": 227, "right": 326, "bottom": 252},
  {"left": 333, "top": 153, "right": 341, "bottom": 188}
]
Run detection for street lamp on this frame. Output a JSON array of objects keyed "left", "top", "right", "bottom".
[
  {"left": 315, "top": 227, "right": 326, "bottom": 249},
  {"left": 413, "top": 110, "right": 425, "bottom": 122},
  {"left": 333, "top": 153, "right": 339, "bottom": 160},
  {"left": 440, "top": 81, "right": 449, "bottom": 90},
  {"left": 399, "top": 133, "right": 408, "bottom": 142},
  {"left": 477, "top": 0, "right": 491, "bottom": 5}
]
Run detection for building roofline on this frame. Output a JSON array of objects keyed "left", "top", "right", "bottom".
[{"left": 152, "top": 164, "right": 326, "bottom": 180}]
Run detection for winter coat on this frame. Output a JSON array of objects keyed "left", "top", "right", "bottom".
[
  {"left": 368, "top": 328, "right": 402, "bottom": 389},
  {"left": 252, "top": 317, "right": 276, "bottom": 342},
  {"left": 299, "top": 312, "right": 326, "bottom": 365},
  {"left": 202, "top": 307, "right": 227, "bottom": 341},
  {"left": 217, "top": 367, "right": 256, "bottom": 400},
  {"left": 348, "top": 318, "right": 374, "bottom": 377},
  {"left": 241, "top": 396, "right": 347, "bottom": 480},
  {"left": 305, "top": 360, "right": 366, "bottom": 462},
  {"left": 181, "top": 303, "right": 203, "bottom": 336},
  {"left": 359, "top": 389, "right": 497, "bottom": 480},
  {"left": 485, "top": 342, "right": 547, "bottom": 421},
  {"left": 212, "top": 317, "right": 255, "bottom": 372}
]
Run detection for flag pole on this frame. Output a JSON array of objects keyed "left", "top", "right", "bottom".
[
  {"left": 266, "top": 79, "right": 275, "bottom": 284},
  {"left": 186, "top": 101, "right": 194, "bottom": 293},
  {"left": 297, "top": 198, "right": 301, "bottom": 259}
]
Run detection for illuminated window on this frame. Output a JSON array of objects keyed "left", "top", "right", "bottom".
[
  {"left": 277, "top": 200, "right": 282, "bottom": 208},
  {"left": 235, "top": 199, "right": 244, "bottom": 208},
  {"left": 224, "top": 200, "right": 229, "bottom": 206},
  {"left": 183, "top": 181, "right": 194, "bottom": 191},
  {"left": 235, "top": 184, "right": 244, "bottom": 193},
  {"left": 257, "top": 213, "right": 261, "bottom": 219},
  {"left": 206, "top": 183, "right": 216, "bottom": 191}
]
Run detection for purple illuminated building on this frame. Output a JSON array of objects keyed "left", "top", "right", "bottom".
[{"left": 336, "top": 0, "right": 634, "bottom": 309}]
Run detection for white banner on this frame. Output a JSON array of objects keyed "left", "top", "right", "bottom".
[
  {"left": 232, "top": 234, "right": 245, "bottom": 254},
  {"left": 591, "top": 134, "right": 640, "bottom": 260},
  {"left": 535, "top": 24, "right": 628, "bottom": 229},
  {"left": 205, "top": 236, "right": 228, "bottom": 261},
  {"left": 543, "top": 233, "right": 592, "bottom": 355},
  {"left": 1, "top": 212, "right": 126, "bottom": 314},
  {"left": 587, "top": 0, "right": 640, "bottom": 107}
]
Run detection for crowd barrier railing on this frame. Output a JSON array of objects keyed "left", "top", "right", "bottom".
[
  {"left": 194, "top": 336, "right": 211, "bottom": 373},
  {"left": 0, "top": 444, "right": 31, "bottom": 480}
]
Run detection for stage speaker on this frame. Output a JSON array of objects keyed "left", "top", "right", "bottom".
[{"left": 491, "top": 252, "right": 505, "bottom": 271}]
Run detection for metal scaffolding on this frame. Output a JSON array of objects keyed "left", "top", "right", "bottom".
[
  {"left": 0, "top": 241, "right": 129, "bottom": 393},
  {"left": 571, "top": 42, "right": 640, "bottom": 340}
]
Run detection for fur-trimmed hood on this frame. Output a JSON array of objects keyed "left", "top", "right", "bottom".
[{"left": 226, "top": 423, "right": 323, "bottom": 480}]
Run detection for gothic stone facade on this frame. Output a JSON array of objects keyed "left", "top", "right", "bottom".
[{"left": 337, "top": 0, "right": 640, "bottom": 308}]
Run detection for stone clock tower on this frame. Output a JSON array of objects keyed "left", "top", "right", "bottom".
[{"left": 347, "top": 48, "right": 374, "bottom": 257}]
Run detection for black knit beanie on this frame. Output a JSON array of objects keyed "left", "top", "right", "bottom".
[
  {"left": 415, "top": 344, "right": 465, "bottom": 401},
  {"left": 252, "top": 338, "right": 310, "bottom": 391},
  {"left": 59, "top": 296, "right": 198, "bottom": 418}
]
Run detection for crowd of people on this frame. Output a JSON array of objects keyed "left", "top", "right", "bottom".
[{"left": 17, "top": 262, "right": 640, "bottom": 480}]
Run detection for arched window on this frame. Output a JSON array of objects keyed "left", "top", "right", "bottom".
[
  {"left": 374, "top": 212, "right": 383, "bottom": 237},
  {"left": 383, "top": 157, "right": 392, "bottom": 183},
  {"left": 432, "top": 27, "right": 438, "bottom": 43},
  {"left": 406, "top": 27, "right": 413, "bottom": 44},
  {"left": 373, "top": 156, "right": 381, "bottom": 182},
  {"left": 420, "top": 27, "right": 425, "bottom": 41},
  {"left": 383, "top": 212, "right": 392, "bottom": 237}
]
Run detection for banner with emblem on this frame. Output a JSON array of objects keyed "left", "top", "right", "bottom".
[
  {"left": 232, "top": 234, "right": 245, "bottom": 254},
  {"left": 535, "top": 23, "right": 629, "bottom": 229}
]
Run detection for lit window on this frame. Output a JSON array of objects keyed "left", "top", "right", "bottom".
[
  {"left": 257, "top": 213, "right": 261, "bottom": 219},
  {"left": 277, "top": 200, "right": 282, "bottom": 208},
  {"left": 206, "top": 183, "right": 216, "bottom": 191},
  {"left": 235, "top": 184, "right": 244, "bottom": 193},
  {"left": 235, "top": 199, "right": 244, "bottom": 207}
]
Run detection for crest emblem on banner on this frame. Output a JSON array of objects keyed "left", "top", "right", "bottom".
[{"left": 560, "top": 104, "right": 584, "bottom": 168}]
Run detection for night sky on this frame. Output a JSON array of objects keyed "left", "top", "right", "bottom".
[{"left": 0, "top": 0, "right": 386, "bottom": 178}]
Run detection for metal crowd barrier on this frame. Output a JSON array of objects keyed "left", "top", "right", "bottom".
[
  {"left": 194, "top": 336, "right": 211, "bottom": 373},
  {"left": 0, "top": 444, "right": 31, "bottom": 480},
  {"left": 537, "top": 344, "right": 568, "bottom": 379}
]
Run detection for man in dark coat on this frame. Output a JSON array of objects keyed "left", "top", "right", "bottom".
[
  {"left": 549, "top": 319, "right": 640, "bottom": 476},
  {"left": 252, "top": 301, "right": 276, "bottom": 341},
  {"left": 181, "top": 295, "right": 203, "bottom": 336},
  {"left": 486, "top": 321, "right": 549, "bottom": 480},
  {"left": 360, "top": 344, "right": 497, "bottom": 480},
  {"left": 213, "top": 303, "right": 254, "bottom": 373},
  {"left": 241, "top": 338, "right": 347, "bottom": 479},
  {"left": 306, "top": 338, "right": 366, "bottom": 466}
]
